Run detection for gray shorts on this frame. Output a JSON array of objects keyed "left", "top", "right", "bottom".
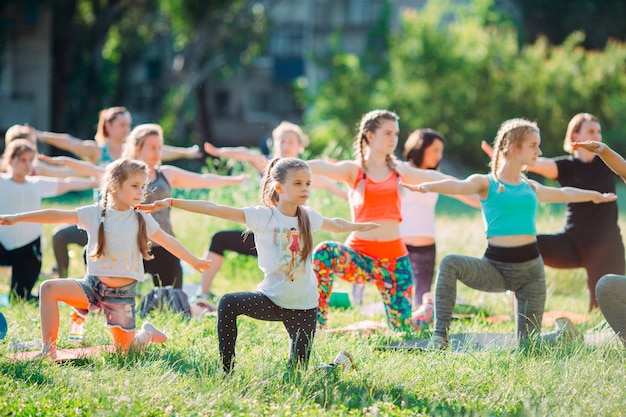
[{"left": 74, "top": 275, "right": 137, "bottom": 331}]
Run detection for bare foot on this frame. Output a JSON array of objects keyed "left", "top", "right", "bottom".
[
  {"left": 32, "top": 343, "right": 57, "bottom": 360},
  {"left": 142, "top": 322, "right": 167, "bottom": 344}
]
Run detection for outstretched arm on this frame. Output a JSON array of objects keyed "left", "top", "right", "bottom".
[
  {"left": 149, "top": 229, "right": 211, "bottom": 273},
  {"left": 39, "top": 155, "right": 103, "bottom": 177},
  {"left": 204, "top": 142, "right": 267, "bottom": 173},
  {"left": 401, "top": 174, "right": 489, "bottom": 197},
  {"left": 56, "top": 177, "right": 98, "bottom": 195},
  {"left": 0, "top": 209, "right": 77, "bottom": 226},
  {"left": 161, "top": 144, "right": 203, "bottom": 162},
  {"left": 161, "top": 165, "right": 249, "bottom": 189},
  {"left": 572, "top": 141, "right": 626, "bottom": 180},
  {"left": 398, "top": 163, "right": 452, "bottom": 184},
  {"left": 321, "top": 218, "right": 379, "bottom": 233},
  {"left": 29, "top": 126, "right": 101, "bottom": 164},
  {"left": 136, "top": 198, "right": 246, "bottom": 224},
  {"left": 534, "top": 181, "right": 616, "bottom": 204},
  {"left": 481, "top": 140, "right": 558, "bottom": 179},
  {"left": 311, "top": 175, "right": 348, "bottom": 201}
]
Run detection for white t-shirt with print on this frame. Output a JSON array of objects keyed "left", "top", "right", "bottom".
[
  {"left": 244, "top": 205, "right": 324, "bottom": 310},
  {"left": 0, "top": 174, "right": 60, "bottom": 250},
  {"left": 77, "top": 204, "right": 160, "bottom": 281}
]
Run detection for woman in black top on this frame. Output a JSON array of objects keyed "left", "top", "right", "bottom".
[{"left": 484, "top": 113, "right": 623, "bottom": 311}]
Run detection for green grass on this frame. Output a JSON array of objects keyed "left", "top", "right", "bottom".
[{"left": 1, "top": 175, "right": 626, "bottom": 416}]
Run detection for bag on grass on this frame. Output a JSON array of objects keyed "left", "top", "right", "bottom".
[{"left": 139, "top": 286, "right": 191, "bottom": 319}]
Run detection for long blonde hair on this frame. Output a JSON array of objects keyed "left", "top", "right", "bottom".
[
  {"left": 259, "top": 157, "right": 313, "bottom": 263},
  {"left": 90, "top": 159, "right": 153, "bottom": 261},
  {"left": 490, "top": 118, "right": 539, "bottom": 192},
  {"left": 272, "top": 121, "right": 309, "bottom": 147},
  {"left": 122, "top": 123, "right": 163, "bottom": 160},
  {"left": 563, "top": 113, "right": 599, "bottom": 153}
]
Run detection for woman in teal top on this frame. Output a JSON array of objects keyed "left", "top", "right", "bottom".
[{"left": 402, "top": 118, "right": 616, "bottom": 348}]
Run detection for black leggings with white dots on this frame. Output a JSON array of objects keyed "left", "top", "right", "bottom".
[{"left": 217, "top": 291, "right": 317, "bottom": 373}]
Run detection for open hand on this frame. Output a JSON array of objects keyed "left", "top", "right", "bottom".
[
  {"left": 191, "top": 258, "right": 212, "bottom": 273},
  {"left": 593, "top": 192, "right": 617, "bottom": 204},
  {"left": 356, "top": 222, "right": 380, "bottom": 232},
  {"left": 481, "top": 140, "right": 494, "bottom": 158},
  {"left": 135, "top": 199, "right": 170, "bottom": 214},
  {"left": 203, "top": 142, "right": 222, "bottom": 157},
  {"left": 38, "top": 155, "right": 65, "bottom": 165},
  {"left": 571, "top": 141, "right": 605, "bottom": 154},
  {"left": 400, "top": 181, "right": 429, "bottom": 193}
]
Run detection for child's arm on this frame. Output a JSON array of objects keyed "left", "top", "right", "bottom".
[
  {"left": 39, "top": 155, "right": 103, "bottom": 177},
  {"left": 149, "top": 229, "right": 211, "bottom": 273},
  {"left": 204, "top": 142, "right": 267, "bottom": 173},
  {"left": 0, "top": 209, "right": 77, "bottom": 226},
  {"left": 571, "top": 141, "right": 626, "bottom": 180},
  {"left": 136, "top": 198, "right": 246, "bottom": 224},
  {"left": 481, "top": 140, "right": 558, "bottom": 179},
  {"left": 398, "top": 163, "right": 454, "bottom": 184},
  {"left": 401, "top": 174, "right": 489, "bottom": 197},
  {"left": 56, "top": 177, "right": 99, "bottom": 195},
  {"left": 307, "top": 159, "right": 357, "bottom": 184},
  {"left": 321, "top": 218, "right": 379, "bottom": 233},
  {"left": 34, "top": 162, "right": 78, "bottom": 178},
  {"left": 161, "top": 165, "right": 249, "bottom": 189},
  {"left": 534, "top": 181, "right": 616, "bottom": 204}
]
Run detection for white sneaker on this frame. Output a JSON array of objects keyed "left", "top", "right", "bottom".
[{"left": 332, "top": 351, "right": 356, "bottom": 370}]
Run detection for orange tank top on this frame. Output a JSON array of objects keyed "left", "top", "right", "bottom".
[{"left": 349, "top": 167, "right": 402, "bottom": 223}]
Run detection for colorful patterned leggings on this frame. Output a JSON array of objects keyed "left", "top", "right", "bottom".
[{"left": 313, "top": 241, "right": 413, "bottom": 330}]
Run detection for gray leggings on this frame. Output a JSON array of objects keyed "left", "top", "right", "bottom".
[
  {"left": 434, "top": 254, "right": 546, "bottom": 340},
  {"left": 596, "top": 274, "right": 626, "bottom": 346}
]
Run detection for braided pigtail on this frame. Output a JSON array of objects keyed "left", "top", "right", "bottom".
[
  {"left": 89, "top": 191, "right": 108, "bottom": 259},
  {"left": 135, "top": 209, "right": 154, "bottom": 260},
  {"left": 491, "top": 118, "right": 541, "bottom": 193},
  {"left": 295, "top": 205, "right": 312, "bottom": 263}
]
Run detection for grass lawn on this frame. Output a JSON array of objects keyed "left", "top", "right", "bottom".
[{"left": 0, "top": 171, "right": 625, "bottom": 416}]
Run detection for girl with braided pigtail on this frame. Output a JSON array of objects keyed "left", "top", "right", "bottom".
[
  {"left": 402, "top": 118, "right": 616, "bottom": 348},
  {"left": 0, "top": 159, "right": 210, "bottom": 359},
  {"left": 137, "top": 157, "right": 378, "bottom": 374},
  {"left": 307, "top": 110, "right": 452, "bottom": 331}
]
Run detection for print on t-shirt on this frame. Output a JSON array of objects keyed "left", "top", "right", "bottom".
[{"left": 271, "top": 226, "right": 302, "bottom": 282}]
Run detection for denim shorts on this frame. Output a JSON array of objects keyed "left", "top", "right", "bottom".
[{"left": 74, "top": 275, "right": 137, "bottom": 331}]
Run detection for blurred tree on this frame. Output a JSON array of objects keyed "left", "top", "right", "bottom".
[
  {"left": 299, "top": 0, "right": 626, "bottom": 171},
  {"left": 157, "top": 0, "right": 268, "bottom": 151},
  {"left": 512, "top": 0, "right": 626, "bottom": 49}
]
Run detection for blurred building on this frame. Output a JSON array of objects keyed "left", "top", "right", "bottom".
[{"left": 0, "top": 1, "right": 424, "bottom": 147}]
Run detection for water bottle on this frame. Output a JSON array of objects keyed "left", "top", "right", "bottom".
[
  {"left": 9, "top": 338, "right": 43, "bottom": 351},
  {"left": 68, "top": 311, "right": 85, "bottom": 344}
]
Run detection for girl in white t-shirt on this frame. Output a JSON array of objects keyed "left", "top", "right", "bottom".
[
  {"left": 0, "top": 159, "right": 210, "bottom": 359},
  {"left": 137, "top": 157, "right": 378, "bottom": 374},
  {"left": 0, "top": 139, "right": 96, "bottom": 302}
]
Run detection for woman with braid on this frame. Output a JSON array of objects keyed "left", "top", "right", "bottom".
[
  {"left": 307, "top": 109, "right": 451, "bottom": 331},
  {"left": 403, "top": 118, "right": 616, "bottom": 348},
  {"left": 0, "top": 159, "right": 210, "bottom": 359}
]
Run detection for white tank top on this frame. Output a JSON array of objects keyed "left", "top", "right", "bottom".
[{"left": 399, "top": 188, "right": 439, "bottom": 238}]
